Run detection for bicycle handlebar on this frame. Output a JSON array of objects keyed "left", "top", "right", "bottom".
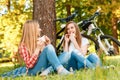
[
  {"left": 88, "top": 8, "right": 101, "bottom": 21},
  {"left": 55, "top": 10, "right": 78, "bottom": 23},
  {"left": 79, "top": 8, "right": 101, "bottom": 30}
]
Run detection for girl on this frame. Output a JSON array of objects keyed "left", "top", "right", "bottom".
[
  {"left": 1, "top": 20, "right": 70, "bottom": 77},
  {"left": 41, "top": 21, "right": 101, "bottom": 75},
  {"left": 64, "top": 21, "right": 101, "bottom": 70}
]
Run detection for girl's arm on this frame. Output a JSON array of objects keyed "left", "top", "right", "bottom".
[
  {"left": 19, "top": 40, "right": 44, "bottom": 69},
  {"left": 79, "top": 37, "right": 89, "bottom": 56},
  {"left": 80, "top": 44, "right": 89, "bottom": 56},
  {"left": 63, "top": 34, "right": 70, "bottom": 52},
  {"left": 19, "top": 45, "right": 40, "bottom": 69},
  {"left": 69, "top": 34, "right": 81, "bottom": 51},
  {"left": 70, "top": 35, "right": 89, "bottom": 55}
]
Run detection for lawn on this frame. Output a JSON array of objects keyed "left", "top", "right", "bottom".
[{"left": 0, "top": 56, "right": 120, "bottom": 80}]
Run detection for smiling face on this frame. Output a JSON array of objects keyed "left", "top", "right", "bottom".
[
  {"left": 66, "top": 23, "right": 76, "bottom": 35},
  {"left": 63, "top": 21, "right": 82, "bottom": 47}
]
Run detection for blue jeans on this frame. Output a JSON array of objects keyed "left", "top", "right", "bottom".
[
  {"left": 40, "top": 51, "right": 71, "bottom": 74},
  {"left": 66, "top": 50, "right": 101, "bottom": 70},
  {"left": 28, "top": 44, "right": 63, "bottom": 75},
  {"left": 1, "top": 66, "right": 26, "bottom": 78},
  {"left": 67, "top": 52, "right": 95, "bottom": 70},
  {"left": 1, "top": 44, "right": 63, "bottom": 77},
  {"left": 87, "top": 53, "right": 102, "bottom": 67},
  {"left": 58, "top": 51, "right": 71, "bottom": 66}
]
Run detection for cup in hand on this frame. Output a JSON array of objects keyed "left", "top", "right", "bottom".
[{"left": 39, "top": 36, "right": 46, "bottom": 42}]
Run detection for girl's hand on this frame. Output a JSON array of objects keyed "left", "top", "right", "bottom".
[
  {"left": 44, "top": 35, "right": 51, "bottom": 45},
  {"left": 64, "top": 34, "right": 70, "bottom": 43},
  {"left": 37, "top": 38, "right": 46, "bottom": 52},
  {"left": 69, "top": 33, "right": 76, "bottom": 43}
]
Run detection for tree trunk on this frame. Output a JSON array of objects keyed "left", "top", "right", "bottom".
[
  {"left": 7, "top": 0, "right": 10, "bottom": 11},
  {"left": 33, "top": 0, "right": 56, "bottom": 47},
  {"left": 111, "top": 17, "right": 119, "bottom": 54},
  {"left": 66, "top": 4, "right": 71, "bottom": 16},
  {"left": 65, "top": 0, "right": 71, "bottom": 16}
]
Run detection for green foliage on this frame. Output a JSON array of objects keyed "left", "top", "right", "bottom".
[
  {"left": 55, "top": 0, "right": 120, "bottom": 54},
  {"left": 0, "top": 0, "right": 32, "bottom": 57},
  {"left": 56, "top": 0, "right": 120, "bottom": 33}
]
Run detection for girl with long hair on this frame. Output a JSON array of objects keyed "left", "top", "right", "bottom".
[
  {"left": 41, "top": 21, "right": 101, "bottom": 75},
  {"left": 1, "top": 20, "right": 70, "bottom": 77},
  {"left": 64, "top": 21, "right": 101, "bottom": 70}
]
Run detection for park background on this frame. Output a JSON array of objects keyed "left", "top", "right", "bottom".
[{"left": 0, "top": 0, "right": 120, "bottom": 80}]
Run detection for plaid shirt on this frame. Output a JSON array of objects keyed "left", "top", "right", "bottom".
[{"left": 18, "top": 44, "right": 38, "bottom": 69}]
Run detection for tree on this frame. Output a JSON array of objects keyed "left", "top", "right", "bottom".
[
  {"left": 33, "top": 0, "right": 56, "bottom": 47},
  {"left": 111, "top": 0, "right": 120, "bottom": 54},
  {"left": 0, "top": 0, "right": 32, "bottom": 57}
]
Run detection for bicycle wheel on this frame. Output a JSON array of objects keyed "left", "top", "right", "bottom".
[
  {"left": 81, "top": 34, "right": 100, "bottom": 53},
  {"left": 100, "top": 35, "right": 120, "bottom": 55},
  {"left": 100, "top": 35, "right": 120, "bottom": 46}
]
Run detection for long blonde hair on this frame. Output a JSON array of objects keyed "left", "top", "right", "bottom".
[
  {"left": 20, "top": 20, "right": 40, "bottom": 55},
  {"left": 63, "top": 21, "right": 82, "bottom": 48}
]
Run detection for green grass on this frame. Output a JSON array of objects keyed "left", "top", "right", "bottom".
[{"left": 0, "top": 57, "right": 120, "bottom": 80}]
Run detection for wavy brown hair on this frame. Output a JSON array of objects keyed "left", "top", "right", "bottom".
[{"left": 63, "top": 21, "right": 82, "bottom": 48}]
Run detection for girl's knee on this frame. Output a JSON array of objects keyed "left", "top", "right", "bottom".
[
  {"left": 45, "top": 44, "right": 55, "bottom": 51},
  {"left": 71, "top": 49, "right": 79, "bottom": 54},
  {"left": 89, "top": 53, "right": 99, "bottom": 58}
]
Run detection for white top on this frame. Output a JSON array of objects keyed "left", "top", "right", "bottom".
[{"left": 69, "top": 37, "right": 89, "bottom": 54}]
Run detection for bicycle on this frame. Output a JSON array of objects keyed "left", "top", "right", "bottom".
[{"left": 55, "top": 8, "right": 120, "bottom": 56}]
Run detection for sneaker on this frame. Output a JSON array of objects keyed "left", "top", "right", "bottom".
[
  {"left": 58, "top": 68, "right": 70, "bottom": 75},
  {"left": 40, "top": 66, "right": 53, "bottom": 76}
]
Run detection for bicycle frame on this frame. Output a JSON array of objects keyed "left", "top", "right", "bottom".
[
  {"left": 82, "top": 13, "right": 116, "bottom": 55},
  {"left": 94, "top": 18, "right": 113, "bottom": 55}
]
